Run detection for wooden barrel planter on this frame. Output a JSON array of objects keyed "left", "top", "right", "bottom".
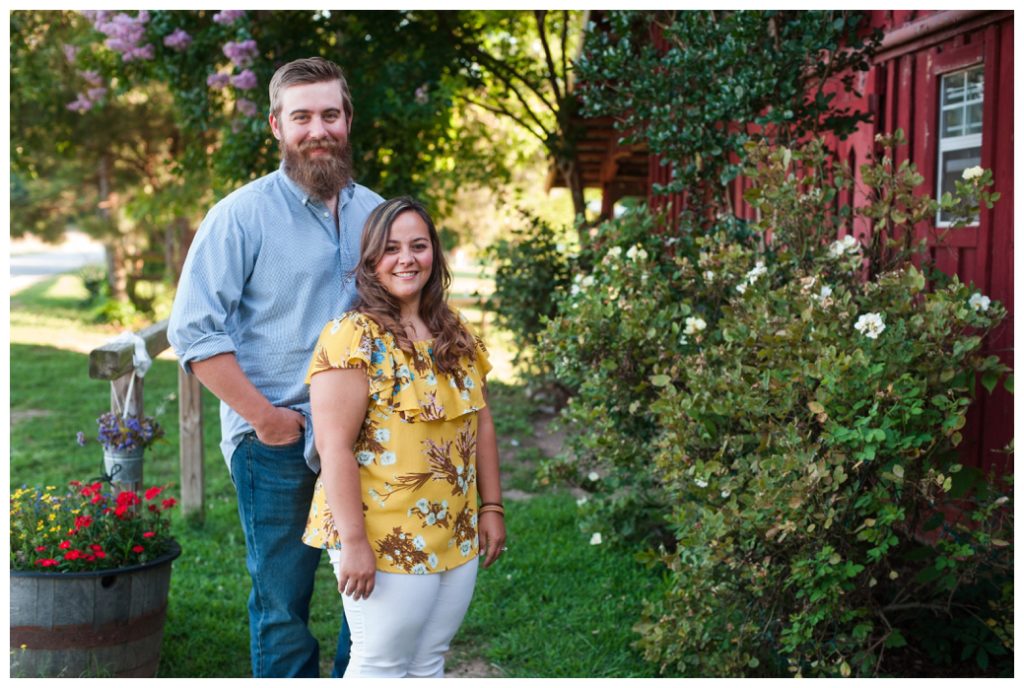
[{"left": 9, "top": 540, "right": 181, "bottom": 678}]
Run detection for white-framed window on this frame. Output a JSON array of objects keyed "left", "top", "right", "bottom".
[{"left": 936, "top": 64, "right": 983, "bottom": 226}]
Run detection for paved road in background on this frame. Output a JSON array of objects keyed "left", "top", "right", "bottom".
[{"left": 9, "top": 232, "right": 105, "bottom": 294}]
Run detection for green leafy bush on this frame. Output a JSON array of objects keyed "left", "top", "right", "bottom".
[
  {"left": 542, "top": 136, "right": 1012, "bottom": 676},
  {"left": 484, "top": 211, "right": 576, "bottom": 369}
]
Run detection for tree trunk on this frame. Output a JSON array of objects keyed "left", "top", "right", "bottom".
[
  {"left": 97, "top": 154, "right": 129, "bottom": 302},
  {"left": 557, "top": 157, "right": 588, "bottom": 240}
]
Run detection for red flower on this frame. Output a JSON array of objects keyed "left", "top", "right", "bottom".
[
  {"left": 91, "top": 494, "right": 104, "bottom": 504},
  {"left": 162, "top": 497, "right": 177, "bottom": 510},
  {"left": 58, "top": 540, "right": 72, "bottom": 549},
  {"left": 74, "top": 515, "right": 93, "bottom": 529},
  {"left": 64, "top": 550, "right": 83, "bottom": 560},
  {"left": 95, "top": 551, "right": 107, "bottom": 559},
  {"left": 67, "top": 528, "right": 78, "bottom": 536},
  {"left": 86, "top": 554, "right": 96, "bottom": 562},
  {"left": 114, "top": 504, "right": 130, "bottom": 518},
  {"left": 35, "top": 558, "right": 60, "bottom": 567},
  {"left": 35, "top": 545, "right": 46, "bottom": 552},
  {"left": 148, "top": 504, "right": 158, "bottom": 512},
  {"left": 143, "top": 531, "right": 156, "bottom": 538},
  {"left": 132, "top": 545, "right": 145, "bottom": 553},
  {"left": 144, "top": 486, "right": 163, "bottom": 500},
  {"left": 117, "top": 491, "right": 140, "bottom": 507},
  {"left": 90, "top": 544, "right": 104, "bottom": 552}
]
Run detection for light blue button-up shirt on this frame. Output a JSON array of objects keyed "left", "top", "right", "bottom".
[{"left": 168, "top": 164, "right": 383, "bottom": 470}]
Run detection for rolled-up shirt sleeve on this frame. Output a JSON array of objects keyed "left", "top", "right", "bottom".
[{"left": 168, "top": 200, "right": 257, "bottom": 374}]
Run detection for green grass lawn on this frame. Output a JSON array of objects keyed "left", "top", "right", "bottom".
[{"left": 9, "top": 272, "right": 659, "bottom": 677}]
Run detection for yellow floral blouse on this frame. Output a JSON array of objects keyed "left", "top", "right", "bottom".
[{"left": 301, "top": 311, "right": 491, "bottom": 574}]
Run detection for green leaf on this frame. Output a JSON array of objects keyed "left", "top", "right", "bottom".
[
  {"left": 884, "top": 630, "right": 907, "bottom": 648},
  {"left": 982, "top": 371, "right": 998, "bottom": 393},
  {"left": 650, "top": 374, "right": 672, "bottom": 387},
  {"left": 1005, "top": 374, "right": 1014, "bottom": 394},
  {"left": 807, "top": 401, "right": 825, "bottom": 414}
]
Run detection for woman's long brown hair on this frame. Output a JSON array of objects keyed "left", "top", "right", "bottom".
[{"left": 352, "top": 197, "right": 477, "bottom": 374}]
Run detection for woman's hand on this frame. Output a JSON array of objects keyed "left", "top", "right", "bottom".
[
  {"left": 336, "top": 540, "right": 377, "bottom": 600},
  {"left": 479, "top": 511, "right": 507, "bottom": 568}
]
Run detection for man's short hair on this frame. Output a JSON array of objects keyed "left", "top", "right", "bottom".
[{"left": 269, "top": 57, "right": 353, "bottom": 121}]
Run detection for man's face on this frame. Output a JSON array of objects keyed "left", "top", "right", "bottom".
[{"left": 269, "top": 80, "right": 354, "bottom": 201}]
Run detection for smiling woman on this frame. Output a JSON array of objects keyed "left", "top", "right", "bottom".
[{"left": 303, "top": 196, "right": 506, "bottom": 677}]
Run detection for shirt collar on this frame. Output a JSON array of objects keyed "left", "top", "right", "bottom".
[{"left": 277, "top": 160, "right": 357, "bottom": 209}]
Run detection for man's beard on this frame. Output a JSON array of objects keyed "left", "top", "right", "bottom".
[{"left": 281, "top": 136, "right": 354, "bottom": 201}]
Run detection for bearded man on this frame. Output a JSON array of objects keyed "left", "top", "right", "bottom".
[{"left": 169, "top": 57, "right": 383, "bottom": 678}]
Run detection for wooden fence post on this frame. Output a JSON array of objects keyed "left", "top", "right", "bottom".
[
  {"left": 89, "top": 319, "right": 205, "bottom": 520},
  {"left": 178, "top": 369, "right": 205, "bottom": 520}
]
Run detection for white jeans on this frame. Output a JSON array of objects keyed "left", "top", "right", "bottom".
[{"left": 329, "top": 551, "right": 479, "bottom": 678}]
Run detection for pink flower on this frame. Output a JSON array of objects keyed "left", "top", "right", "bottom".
[
  {"left": 64, "top": 550, "right": 83, "bottom": 561},
  {"left": 66, "top": 94, "right": 93, "bottom": 113},
  {"left": 87, "top": 87, "right": 108, "bottom": 102},
  {"left": 79, "top": 70, "right": 104, "bottom": 86},
  {"left": 223, "top": 39, "right": 258, "bottom": 68},
  {"left": 163, "top": 28, "right": 192, "bottom": 51},
  {"left": 213, "top": 10, "right": 246, "bottom": 25},
  {"left": 144, "top": 486, "right": 163, "bottom": 501},
  {"left": 35, "top": 545, "right": 46, "bottom": 552},
  {"left": 36, "top": 558, "right": 60, "bottom": 567},
  {"left": 230, "top": 69, "right": 258, "bottom": 91},
  {"left": 132, "top": 545, "right": 145, "bottom": 554},
  {"left": 143, "top": 531, "right": 156, "bottom": 538},
  {"left": 207, "top": 73, "right": 230, "bottom": 90},
  {"left": 236, "top": 98, "right": 259, "bottom": 118},
  {"left": 58, "top": 540, "right": 72, "bottom": 550},
  {"left": 162, "top": 497, "right": 178, "bottom": 510}
]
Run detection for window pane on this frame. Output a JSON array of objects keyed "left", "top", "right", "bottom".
[
  {"left": 937, "top": 147, "right": 982, "bottom": 225},
  {"left": 942, "top": 108, "right": 964, "bottom": 137},
  {"left": 966, "top": 103, "right": 983, "bottom": 134},
  {"left": 942, "top": 71, "right": 966, "bottom": 105},
  {"left": 967, "top": 67, "right": 984, "bottom": 100}
]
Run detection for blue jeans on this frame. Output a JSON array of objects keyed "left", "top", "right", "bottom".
[{"left": 230, "top": 433, "right": 351, "bottom": 677}]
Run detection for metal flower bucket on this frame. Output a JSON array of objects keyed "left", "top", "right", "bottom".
[{"left": 103, "top": 446, "right": 145, "bottom": 483}]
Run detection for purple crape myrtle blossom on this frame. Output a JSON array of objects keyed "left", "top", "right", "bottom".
[
  {"left": 163, "top": 27, "right": 192, "bottom": 51},
  {"left": 88, "top": 10, "right": 154, "bottom": 62},
  {"left": 79, "top": 70, "right": 104, "bottom": 86},
  {"left": 207, "top": 72, "right": 231, "bottom": 90},
  {"left": 236, "top": 98, "right": 259, "bottom": 117},
  {"left": 223, "top": 39, "right": 259, "bottom": 68},
  {"left": 86, "top": 87, "right": 108, "bottom": 101},
  {"left": 66, "top": 94, "right": 93, "bottom": 112},
  {"left": 230, "top": 69, "right": 258, "bottom": 91},
  {"left": 213, "top": 10, "right": 246, "bottom": 25},
  {"left": 63, "top": 43, "right": 79, "bottom": 64}
]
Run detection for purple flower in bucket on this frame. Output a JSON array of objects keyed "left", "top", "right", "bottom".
[{"left": 78, "top": 412, "right": 164, "bottom": 453}]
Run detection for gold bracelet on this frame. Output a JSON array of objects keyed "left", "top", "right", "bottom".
[{"left": 478, "top": 504, "right": 505, "bottom": 516}]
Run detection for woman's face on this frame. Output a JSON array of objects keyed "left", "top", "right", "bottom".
[{"left": 374, "top": 210, "right": 434, "bottom": 310}]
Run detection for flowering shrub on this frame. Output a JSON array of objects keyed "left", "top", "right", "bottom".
[
  {"left": 77, "top": 412, "right": 165, "bottom": 453},
  {"left": 10, "top": 481, "right": 177, "bottom": 572},
  {"left": 541, "top": 136, "right": 1013, "bottom": 676}
]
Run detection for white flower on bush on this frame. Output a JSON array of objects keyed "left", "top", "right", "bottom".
[
  {"left": 816, "top": 285, "right": 833, "bottom": 305},
  {"left": 962, "top": 165, "right": 984, "bottom": 181},
  {"left": 626, "top": 244, "right": 648, "bottom": 261},
  {"left": 736, "top": 261, "right": 767, "bottom": 294},
  {"left": 590, "top": 532, "right": 603, "bottom": 546},
  {"left": 576, "top": 496, "right": 588, "bottom": 507},
  {"left": 721, "top": 489, "right": 731, "bottom": 498},
  {"left": 603, "top": 246, "right": 622, "bottom": 264},
  {"left": 704, "top": 270, "right": 715, "bottom": 282},
  {"left": 853, "top": 312, "right": 886, "bottom": 339},
  {"left": 581, "top": 275, "right": 595, "bottom": 288},
  {"left": 684, "top": 316, "right": 707, "bottom": 335},
  {"left": 694, "top": 478, "right": 708, "bottom": 488},
  {"left": 829, "top": 234, "right": 860, "bottom": 258},
  {"left": 968, "top": 292, "right": 991, "bottom": 312},
  {"left": 587, "top": 471, "right": 600, "bottom": 482},
  {"left": 570, "top": 284, "right": 581, "bottom": 297}
]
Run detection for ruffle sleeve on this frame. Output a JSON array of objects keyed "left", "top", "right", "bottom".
[{"left": 306, "top": 313, "right": 393, "bottom": 401}]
